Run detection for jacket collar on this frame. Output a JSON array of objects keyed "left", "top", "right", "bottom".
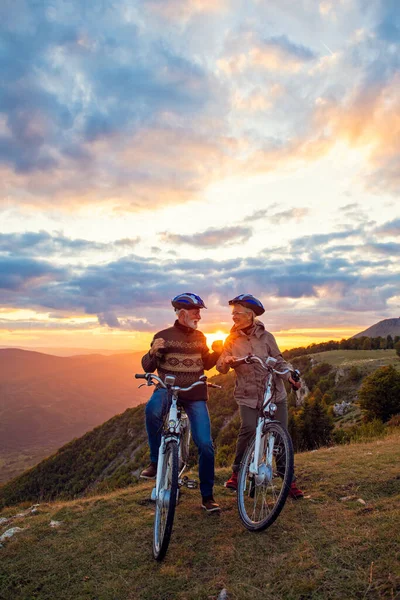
[
  {"left": 230, "top": 319, "right": 265, "bottom": 339},
  {"left": 174, "top": 319, "right": 196, "bottom": 335}
]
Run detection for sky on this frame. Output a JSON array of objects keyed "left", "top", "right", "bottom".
[{"left": 1, "top": 0, "right": 400, "bottom": 353}]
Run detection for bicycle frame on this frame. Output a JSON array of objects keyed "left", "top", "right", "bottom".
[
  {"left": 135, "top": 370, "right": 221, "bottom": 560},
  {"left": 237, "top": 356, "right": 294, "bottom": 477},
  {"left": 136, "top": 371, "right": 220, "bottom": 501},
  {"left": 153, "top": 388, "right": 188, "bottom": 500}
]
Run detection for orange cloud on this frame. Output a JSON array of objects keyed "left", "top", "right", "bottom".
[
  {"left": 313, "top": 74, "right": 400, "bottom": 186},
  {"left": 0, "top": 126, "right": 238, "bottom": 213}
]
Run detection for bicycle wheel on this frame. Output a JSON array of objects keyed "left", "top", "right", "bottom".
[
  {"left": 237, "top": 421, "right": 294, "bottom": 532},
  {"left": 153, "top": 439, "right": 179, "bottom": 560}
]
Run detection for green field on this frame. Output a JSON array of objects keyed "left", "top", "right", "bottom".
[
  {"left": 1, "top": 430, "right": 399, "bottom": 600},
  {"left": 311, "top": 349, "right": 399, "bottom": 371}
]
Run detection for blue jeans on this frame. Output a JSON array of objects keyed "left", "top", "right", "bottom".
[{"left": 145, "top": 388, "right": 215, "bottom": 498}]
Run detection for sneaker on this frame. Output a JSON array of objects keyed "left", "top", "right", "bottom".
[
  {"left": 201, "top": 496, "right": 221, "bottom": 513},
  {"left": 288, "top": 482, "right": 304, "bottom": 499},
  {"left": 140, "top": 462, "right": 157, "bottom": 479},
  {"left": 224, "top": 472, "right": 238, "bottom": 491}
]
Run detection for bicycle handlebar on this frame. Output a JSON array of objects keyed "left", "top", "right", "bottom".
[
  {"left": 228, "top": 355, "right": 301, "bottom": 390},
  {"left": 134, "top": 372, "right": 222, "bottom": 391}
]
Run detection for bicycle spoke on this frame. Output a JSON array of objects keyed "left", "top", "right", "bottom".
[{"left": 237, "top": 422, "right": 294, "bottom": 532}]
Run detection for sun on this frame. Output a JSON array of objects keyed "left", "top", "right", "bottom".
[{"left": 205, "top": 330, "right": 229, "bottom": 348}]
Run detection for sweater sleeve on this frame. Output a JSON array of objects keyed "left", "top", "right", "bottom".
[{"left": 141, "top": 337, "right": 158, "bottom": 373}]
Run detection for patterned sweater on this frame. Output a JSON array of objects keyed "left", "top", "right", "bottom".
[{"left": 141, "top": 320, "right": 221, "bottom": 401}]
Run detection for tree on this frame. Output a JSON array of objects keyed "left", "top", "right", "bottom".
[
  {"left": 395, "top": 340, "right": 400, "bottom": 358},
  {"left": 294, "top": 395, "right": 334, "bottom": 451},
  {"left": 358, "top": 365, "right": 400, "bottom": 422},
  {"left": 362, "top": 337, "right": 372, "bottom": 350}
]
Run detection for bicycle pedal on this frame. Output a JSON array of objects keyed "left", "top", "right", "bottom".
[
  {"left": 178, "top": 477, "right": 197, "bottom": 489},
  {"left": 186, "top": 479, "right": 198, "bottom": 489}
]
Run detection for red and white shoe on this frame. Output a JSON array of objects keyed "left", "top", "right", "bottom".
[{"left": 288, "top": 482, "right": 304, "bottom": 499}]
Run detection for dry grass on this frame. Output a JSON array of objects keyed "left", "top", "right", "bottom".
[
  {"left": 1, "top": 432, "right": 399, "bottom": 600},
  {"left": 312, "top": 349, "right": 399, "bottom": 371}
]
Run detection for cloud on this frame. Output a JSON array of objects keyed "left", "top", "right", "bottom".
[
  {"left": 2, "top": 0, "right": 400, "bottom": 216},
  {"left": 0, "top": 256, "right": 66, "bottom": 292},
  {"left": 146, "top": 0, "right": 227, "bottom": 21},
  {"left": 0, "top": 0, "right": 230, "bottom": 211},
  {"left": 160, "top": 226, "right": 253, "bottom": 247},
  {"left": 0, "top": 231, "right": 140, "bottom": 256},
  {"left": 250, "top": 35, "right": 316, "bottom": 72},
  {"left": 1, "top": 218, "right": 399, "bottom": 334},
  {"left": 375, "top": 218, "right": 400, "bottom": 236},
  {"left": 270, "top": 207, "right": 310, "bottom": 224},
  {"left": 218, "top": 32, "right": 316, "bottom": 75}
]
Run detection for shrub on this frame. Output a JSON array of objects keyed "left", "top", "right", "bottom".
[
  {"left": 332, "top": 420, "right": 387, "bottom": 444},
  {"left": 387, "top": 414, "right": 400, "bottom": 428},
  {"left": 358, "top": 365, "right": 400, "bottom": 422},
  {"left": 348, "top": 366, "right": 362, "bottom": 382}
]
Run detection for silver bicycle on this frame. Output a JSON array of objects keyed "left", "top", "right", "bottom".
[
  {"left": 230, "top": 355, "right": 299, "bottom": 532},
  {"left": 135, "top": 372, "right": 221, "bottom": 560}
]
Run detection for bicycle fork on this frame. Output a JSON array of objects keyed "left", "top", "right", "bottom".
[
  {"left": 151, "top": 435, "right": 170, "bottom": 502},
  {"left": 249, "top": 418, "right": 275, "bottom": 484}
]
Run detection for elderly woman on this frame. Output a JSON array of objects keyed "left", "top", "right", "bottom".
[{"left": 216, "top": 294, "right": 304, "bottom": 498}]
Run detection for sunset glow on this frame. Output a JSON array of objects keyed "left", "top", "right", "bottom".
[
  {"left": 205, "top": 331, "right": 230, "bottom": 349},
  {"left": 1, "top": 1, "right": 399, "bottom": 354}
]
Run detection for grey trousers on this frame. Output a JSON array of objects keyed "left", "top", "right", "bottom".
[{"left": 232, "top": 400, "right": 292, "bottom": 475}]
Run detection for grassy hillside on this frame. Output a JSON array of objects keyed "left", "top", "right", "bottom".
[
  {"left": 2, "top": 349, "right": 399, "bottom": 506},
  {"left": 1, "top": 431, "right": 399, "bottom": 600},
  {"left": 0, "top": 349, "right": 150, "bottom": 482},
  {"left": 311, "top": 349, "right": 399, "bottom": 371}
]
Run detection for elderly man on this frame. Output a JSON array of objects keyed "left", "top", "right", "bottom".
[
  {"left": 216, "top": 294, "right": 304, "bottom": 498},
  {"left": 140, "top": 293, "right": 223, "bottom": 513}
]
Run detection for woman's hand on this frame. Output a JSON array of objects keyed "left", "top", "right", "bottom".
[
  {"left": 223, "top": 355, "right": 238, "bottom": 366},
  {"left": 288, "top": 376, "right": 301, "bottom": 390}
]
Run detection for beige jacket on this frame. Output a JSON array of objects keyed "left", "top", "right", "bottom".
[{"left": 216, "top": 320, "right": 291, "bottom": 409}]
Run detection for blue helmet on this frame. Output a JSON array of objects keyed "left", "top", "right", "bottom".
[
  {"left": 171, "top": 293, "right": 207, "bottom": 310},
  {"left": 228, "top": 294, "right": 265, "bottom": 316}
]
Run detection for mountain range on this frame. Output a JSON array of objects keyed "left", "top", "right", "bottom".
[
  {"left": 352, "top": 317, "right": 400, "bottom": 339},
  {"left": 0, "top": 348, "right": 150, "bottom": 482}
]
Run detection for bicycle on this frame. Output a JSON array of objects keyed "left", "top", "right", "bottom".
[
  {"left": 230, "top": 355, "right": 300, "bottom": 532},
  {"left": 135, "top": 372, "right": 221, "bottom": 561}
]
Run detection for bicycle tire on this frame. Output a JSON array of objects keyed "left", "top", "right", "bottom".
[
  {"left": 153, "top": 439, "right": 179, "bottom": 561},
  {"left": 237, "top": 421, "right": 294, "bottom": 532},
  {"left": 179, "top": 416, "right": 190, "bottom": 473}
]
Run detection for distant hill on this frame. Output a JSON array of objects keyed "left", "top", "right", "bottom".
[
  {"left": 0, "top": 372, "right": 237, "bottom": 506},
  {"left": 0, "top": 349, "right": 151, "bottom": 482},
  {"left": 352, "top": 317, "right": 400, "bottom": 339},
  {"left": 0, "top": 346, "right": 133, "bottom": 357}
]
